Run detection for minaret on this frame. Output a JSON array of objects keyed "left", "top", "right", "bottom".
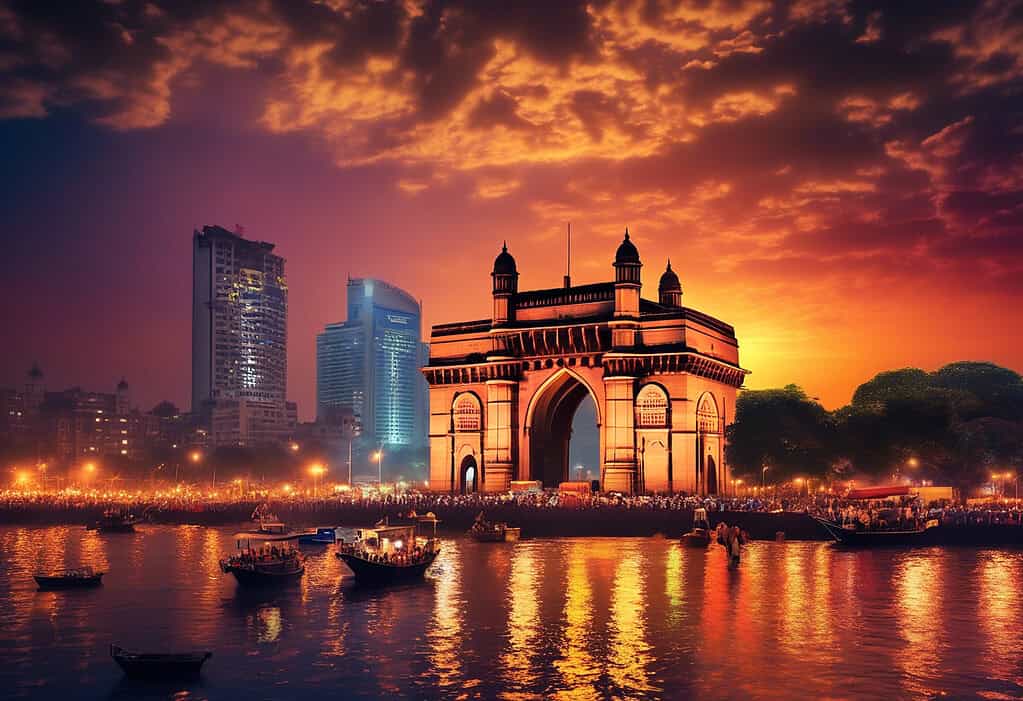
[
  {"left": 612, "top": 229, "right": 642, "bottom": 347},
  {"left": 491, "top": 242, "right": 518, "bottom": 327},
  {"left": 658, "top": 259, "right": 682, "bottom": 307}
]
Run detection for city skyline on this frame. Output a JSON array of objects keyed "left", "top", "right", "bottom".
[{"left": 3, "top": 1, "right": 1022, "bottom": 420}]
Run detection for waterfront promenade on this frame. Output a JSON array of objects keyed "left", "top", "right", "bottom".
[{"left": 3, "top": 490, "right": 1022, "bottom": 540}]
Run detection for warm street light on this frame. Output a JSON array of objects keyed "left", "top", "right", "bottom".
[
  {"left": 374, "top": 449, "right": 384, "bottom": 485},
  {"left": 309, "top": 463, "right": 326, "bottom": 497},
  {"left": 290, "top": 442, "right": 300, "bottom": 452},
  {"left": 761, "top": 465, "right": 769, "bottom": 489},
  {"left": 189, "top": 450, "right": 202, "bottom": 464},
  {"left": 906, "top": 457, "right": 919, "bottom": 468}
]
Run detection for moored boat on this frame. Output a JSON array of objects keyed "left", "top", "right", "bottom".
[
  {"left": 336, "top": 512, "right": 441, "bottom": 585},
  {"left": 813, "top": 516, "right": 940, "bottom": 546},
  {"left": 110, "top": 644, "right": 212, "bottom": 680},
  {"left": 34, "top": 566, "right": 104, "bottom": 589}
]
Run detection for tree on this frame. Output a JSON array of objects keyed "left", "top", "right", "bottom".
[{"left": 726, "top": 384, "right": 838, "bottom": 480}]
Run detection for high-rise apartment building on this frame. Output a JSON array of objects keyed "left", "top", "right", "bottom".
[
  {"left": 317, "top": 279, "right": 428, "bottom": 470},
  {"left": 192, "top": 225, "right": 292, "bottom": 446}
]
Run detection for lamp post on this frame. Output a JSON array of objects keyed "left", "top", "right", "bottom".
[
  {"left": 309, "top": 463, "right": 325, "bottom": 498},
  {"left": 762, "top": 465, "right": 768, "bottom": 490},
  {"left": 374, "top": 448, "right": 384, "bottom": 486}
]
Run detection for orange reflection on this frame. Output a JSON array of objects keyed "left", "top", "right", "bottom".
[
  {"left": 500, "top": 542, "right": 540, "bottom": 694},
  {"left": 894, "top": 553, "right": 947, "bottom": 698},
  {"left": 428, "top": 540, "right": 464, "bottom": 690},
  {"left": 664, "top": 544, "right": 685, "bottom": 624},
  {"left": 608, "top": 546, "right": 655, "bottom": 696},
  {"left": 978, "top": 552, "right": 1023, "bottom": 680},
  {"left": 553, "top": 541, "right": 599, "bottom": 701}
]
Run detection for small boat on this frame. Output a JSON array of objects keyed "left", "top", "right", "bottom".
[
  {"left": 221, "top": 531, "right": 305, "bottom": 586},
  {"left": 813, "top": 516, "right": 940, "bottom": 546},
  {"left": 34, "top": 566, "right": 104, "bottom": 589},
  {"left": 110, "top": 644, "right": 212, "bottom": 680},
  {"left": 298, "top": 527, "right": 341, "bottom": 546},
  {"left": 468, "top": 513, "right": 520, "bottom": 542},
  {"left": 336, "top": 512, "right": 441, "bottom": 586},
  {"left": 87, "top": 509, "right": 138, "bottom": 533},
  {"left": 681, "top": 507, "right": 712, "bottom": 548}
]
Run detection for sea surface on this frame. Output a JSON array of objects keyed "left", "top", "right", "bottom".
[{"left": 1, "top": 525, "right": 1022, "bottom": 700}]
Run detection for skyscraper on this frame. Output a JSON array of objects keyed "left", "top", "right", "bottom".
[
  {"left": 317, "top": 278, "right": 427, "bottom": 473},
  {"left": 192, "top": 225, "right": 292, "bottom": 446}
]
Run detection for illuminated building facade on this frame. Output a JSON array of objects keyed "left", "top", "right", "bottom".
[
  {"left": 424, "top": 232, "right": 748, "bottom": 495},
  {"left": 191, "top": 225, "right": 292, "bottom": 446},
  {"left": 316, "top": 278, "right": 428, "bottom": 470}
]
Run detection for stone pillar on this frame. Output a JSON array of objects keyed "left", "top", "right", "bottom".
[
  {"left": 602, "top": 376, "right": 637, "bottom": 493},
  {"left": 484, "top": 379, "right": 516, "bottom": 492},
  {"left": 428, "top": 386, "right": 455, "bottom": 492}
]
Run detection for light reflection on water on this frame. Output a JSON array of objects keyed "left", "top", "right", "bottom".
[{"left": 1, "top": 526, "right": 1023, "bottom": 700}]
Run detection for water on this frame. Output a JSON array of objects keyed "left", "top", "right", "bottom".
[{"left": 2, "top": 526, "right": 1023, "bottom": 700}]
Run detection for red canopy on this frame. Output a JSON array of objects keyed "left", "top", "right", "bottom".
[{"left": 845, "top": 485, "right": 911, "bottom": 500}]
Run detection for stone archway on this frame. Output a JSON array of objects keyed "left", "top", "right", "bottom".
[
  {"left": 525, "top": 370, "right": 600, "bottom": 488},
  {"left": 460, "top": 455, "right": 479, "bottom": 494},
  {"left": 706, "top": 455, "right": 718, "bottom": 495}
]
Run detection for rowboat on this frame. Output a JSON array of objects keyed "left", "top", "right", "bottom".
[
  {"left": 34, "top": 566, "right": 104, "bottom": 589},
  {"left": 110, "top": 644, "right": 211, "bottom": 680}
]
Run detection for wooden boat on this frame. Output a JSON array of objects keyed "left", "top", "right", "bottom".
[
  {"left": 87, "top": 509, "right": 138, "bottom": 533},
  {"left": 680, "top": 528, "right": 712, "bottom": 548},
  {"left": 813, "top": 516, "right": 940, "bottom": 546},
  {"left": 336, "top": 512, "right": 441, "bottom": 586},
  {"left": 110, "top": 644, "right": 211, "bottom": 680},
  {"left": 681, "top": 507, "right": 712, "bottom": 547},
  {"left": 221, "top": 531, "right": 305, "bottom": 586},
  {"left": 469, "top": 513, "right": 520, "bottom": 542},
  {"left": 34, "top": 566, "right": 104, "bottom": 589}
]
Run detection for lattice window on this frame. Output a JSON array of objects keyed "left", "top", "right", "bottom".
[
  {"left": 453, "top": 395, "right": 481, "bottom": 432},
  {"left": 635, "top": 385, "right": 668, "bottom": 428},
  {"left": 697, "top": 395, "right": 719, "bottom": 433}
]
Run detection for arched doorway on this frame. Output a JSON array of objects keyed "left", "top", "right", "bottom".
[
  {"left": 526, "top": 370, "right": 601, "bottom": 488},
  {"left": 706, "top": 455, "right": 717, "bottom": 495},
  {"left": 460, "top": 455, "right": 478, "bottom": 494}
]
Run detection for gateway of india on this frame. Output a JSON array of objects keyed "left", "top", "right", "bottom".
[{"left": 422, "top": 230, "right": 748, "bottom": 495}]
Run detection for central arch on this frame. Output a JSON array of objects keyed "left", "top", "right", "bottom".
[
  {"left": 460, "top": 455, "right": 478, "bottom": 494},
  {"left": 525, "top": 369, "right": 602, "bottom": 488}
]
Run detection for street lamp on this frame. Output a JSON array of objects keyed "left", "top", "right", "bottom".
[
  {"left": 761, "top": 465, "right": 769, "bottom": 489},
  {"left": 309, "top": 463, "right": 326, "bottom": 497},
  {"left": 374, "top": 449, "right": 384, "bottom": 485}
]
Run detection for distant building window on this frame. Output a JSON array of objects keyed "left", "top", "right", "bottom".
[
  {"left": 697, "top": 395, "right": 719, "bottom": 433},
  {"left": 453, "top": 395, "right": 481, "bottom": 432},
  {"left": 636, "top": 385, "right": 668, "bottom": 428}
]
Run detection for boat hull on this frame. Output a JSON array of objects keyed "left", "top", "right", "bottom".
[
  {"left": 680, "top": 530, "right": 711, "bottom": 548},
  {"left": 813, "top": 517, "right": 937, "bottom": 547},
  {"left": 111, "top": 646, "right": 211, "bottom": 680},
  {"left": 337, "top": 550, "right": 438, "bottom": 585},
  {"left": 223, "top": 564, "right": 304, "bottom": 587},
  {"left": 34, "top": 574, "right": 104, "bottom": 589}
]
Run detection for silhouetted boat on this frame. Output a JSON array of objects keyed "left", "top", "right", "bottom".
[
  {"left": 87, "top": 509, "right": 138, "bottom": 533},
  {"left": 34, "top": 566, "right": 104, "bottom": 589},
  {"left": 468, "top": 513, "right": 520, "bottom": 542},
  {"left": 221, "top": 531, "right": 305, "bottom": 586},
  {"left": 813, "top": 516, "right": 940, "bottom": 546},
  {"left": 336, "top": 512, "right": 441, "bottom": 585},
  {"left": 681, "top": 507, "right": 712, "bottom": 547},
  {"left": 110, "top": 644, "right": 211, "bottom": 680}
]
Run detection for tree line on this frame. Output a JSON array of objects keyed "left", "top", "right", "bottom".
[{"left": 725, "top": 361, "right": 1023, "bottom": 491}]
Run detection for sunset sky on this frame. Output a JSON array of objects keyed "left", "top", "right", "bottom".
[{"left": 2, "top": 0, "right": 1022, "bottom": 419}]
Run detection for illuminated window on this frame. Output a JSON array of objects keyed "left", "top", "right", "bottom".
[
  {"left": 453, "top": 395, "right": 481, "bottom": 432},
  {"left": 636, "top": 385, "right": 668, "bottom": 428},
  {"left": 697, "top": 395, "right": 719, "bottom": 433}
]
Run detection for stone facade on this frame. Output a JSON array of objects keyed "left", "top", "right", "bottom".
[{"left": 423, "top": 232, "right": 748, "bottom": 495}]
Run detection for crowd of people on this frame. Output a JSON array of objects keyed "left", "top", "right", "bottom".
[
  {"left": 1, "top": 487, "right": 1021, "bottom": 530},
  {"left": 221, "top": 544, "right": 303, "bottom": 572}
]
